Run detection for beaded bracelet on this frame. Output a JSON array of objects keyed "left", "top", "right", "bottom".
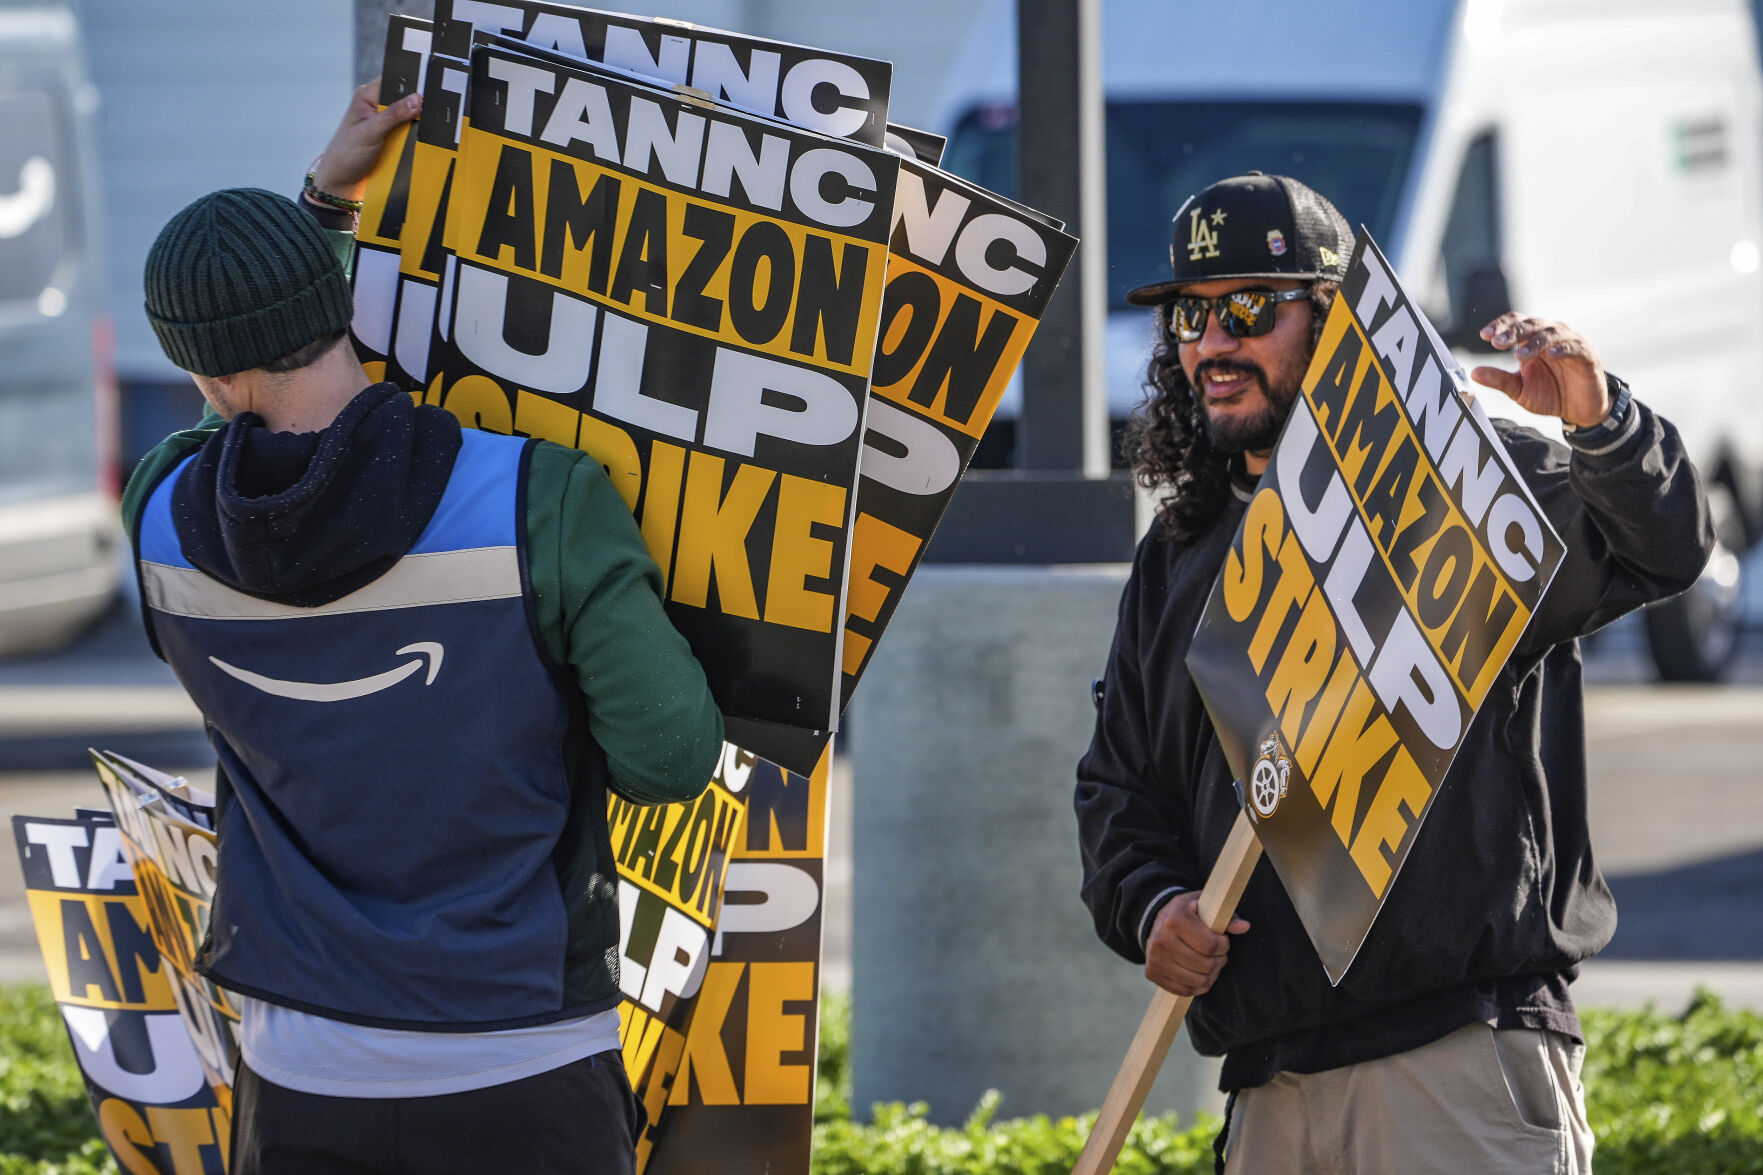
[{"left": 302, "top": 157, "right": 364, "bottom": 214}]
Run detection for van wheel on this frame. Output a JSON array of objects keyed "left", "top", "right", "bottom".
[{"left": 1644, "top": 483, "right": 1746, "bottom": 682}]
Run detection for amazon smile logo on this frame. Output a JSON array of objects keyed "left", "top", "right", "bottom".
[{"left": 208, "top": 643, "right": 444, "bottom": 702}]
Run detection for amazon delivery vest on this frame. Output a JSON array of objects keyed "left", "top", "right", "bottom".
[{"left": 135, "top": 429, "right": 593, "bottom": 1030}]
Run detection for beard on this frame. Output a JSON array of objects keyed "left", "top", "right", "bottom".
[{"left": 1194, "top": 359, "right": 1302, "bottom": 453}]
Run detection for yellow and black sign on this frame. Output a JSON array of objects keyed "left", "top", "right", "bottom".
[
  {"left": 431, "top": 0, "right": 892, "bottom": 147},
  {"left": 13, "top": 797, "right": 230, "bottom": 1175},
  {"left": 1186, "top": 233, "right": 1565, "bottom": 982},
  {"left": 91, "top": 755, "right": 239, "bottom": 1105},
  {"left": 629, "top": 744, "right": 831, "bottom": 1175},
  {"left": 424, "top": 42, "right": 897, "bottom": 753},
  {"left": 834, "top": 160, "right": 1075, "bottom": 709}
]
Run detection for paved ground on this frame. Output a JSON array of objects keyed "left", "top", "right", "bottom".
[{"left": 5, "top": 564, "right": 1763, "bottom": 1011}]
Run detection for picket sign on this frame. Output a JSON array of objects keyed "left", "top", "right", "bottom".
[{"left": 1071, "top": 811, "right": 1262, "bottom": 1175}]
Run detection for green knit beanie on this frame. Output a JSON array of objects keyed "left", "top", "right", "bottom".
[{"left": 144, "top": 188, "right": 353, "bottom": 376}]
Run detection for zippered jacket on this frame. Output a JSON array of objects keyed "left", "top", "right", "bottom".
[{"left": 1076, "top": 401, "right": 1711, "bottom": 1084}]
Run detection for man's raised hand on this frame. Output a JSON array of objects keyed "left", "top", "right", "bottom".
[
  {"left": 1471, "top": 313, "right": 1611, "bottom": 429},
  {"left": 310, "top": 78, "right": 422, "bottom": 206}
]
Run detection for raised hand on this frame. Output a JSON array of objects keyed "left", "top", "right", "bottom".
[
  {"left": 1470, "top": 313, "right": 1611, "bottom": 429},
  {"left": 309, "top": 78, "right": 422, "bottom": 206}
]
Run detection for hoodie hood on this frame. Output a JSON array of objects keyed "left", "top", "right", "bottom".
[{"left": 171, "top": 383, "right": 463, "bottom": 606}]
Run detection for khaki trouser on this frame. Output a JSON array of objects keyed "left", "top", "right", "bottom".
[{"left": 1223, "top": 1023, "right": 1594, "bottom": 1174}]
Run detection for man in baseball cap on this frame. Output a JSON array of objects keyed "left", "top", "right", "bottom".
[
  {"left": 1076, "top": 173, "right": 1712, "bottom": 1172},
  {"left": 1123, "top": 170, "right": 1352, "bottom": 304},
  {"left": 1120, "top": 171, "right": 1352, "bottom": 494}
]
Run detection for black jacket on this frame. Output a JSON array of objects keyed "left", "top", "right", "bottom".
[{"left": 1075, "top": 400, "right": 1712, "bottom": 1086}]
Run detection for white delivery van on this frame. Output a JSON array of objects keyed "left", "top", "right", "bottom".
[
  {"left": 0, "top": 1, "right": 118, "bottom": 656},
  {"left": 935, "top": 0, "right": 1763, "bottom": 681}
]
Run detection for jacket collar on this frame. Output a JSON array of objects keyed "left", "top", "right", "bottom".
[{"left": 171, "top": 383, "right": 462, "bottom": 606}]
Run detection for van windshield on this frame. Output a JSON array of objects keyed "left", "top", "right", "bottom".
[
  {"left": 0, "top": 82, "right": 94, "bottom": 505},
  {"left": 942, "top": 100, "right": 1424, "bottom": 310},
  {"left": 0, "top": 90, "right": 67, "bottom": 308}
]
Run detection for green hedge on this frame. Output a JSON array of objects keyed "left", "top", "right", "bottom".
[
  {"left": 4, "top": 984, "right": 1761, "bottom": 1174},
  {"left": 1579, "top": 990, "right": 1763, "bottom": 1175},
  {"left": 0, "top": 985, "right": 118, "bottom": 1175},
  {"left": 809, "top": 990, "right": 1763, "bottom": 1175},
  {"left": 810, "top": 990, "right": 1220, "bottom": 1175}
]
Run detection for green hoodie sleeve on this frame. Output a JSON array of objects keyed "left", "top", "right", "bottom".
[
  {"left": 324, "top": 225, "right": 356, "bottom": 278},
  {"left": 523, "top": 440, "right": 724, "bottom": 806},
  {"left": 120, "top": 408, "right": 224, "bottom": 545}
]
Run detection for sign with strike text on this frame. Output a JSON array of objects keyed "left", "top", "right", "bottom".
[
  {"left": 19, "top": 743, "right": 831, "bottom": 1175},
  {"left": 1186, "top": 232, "right": 1565, "bottom": 981},
  {"left": 618, "top": 746, "right": 832, "bottom": 1175},
  {"left": 422, "top": 41, "right": 899, "bottom": 757},
  {"left": 13, "top": 758, "right": 233, "bottom": 1175}
]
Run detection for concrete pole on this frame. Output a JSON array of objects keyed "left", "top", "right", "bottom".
[
  {"left": 354, "top": 0, "right": 435, "bottom": 86},
  {"left": 1016, "top": 0, "right": 1109, "bottom": 476},
  {"left": 848, "top": 567, "right": 1222, "bottom": 1125}
]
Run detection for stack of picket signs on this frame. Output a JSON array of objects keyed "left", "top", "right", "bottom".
[{"left": 11, "top": 6, "right": 1076, "bottom": 1173}]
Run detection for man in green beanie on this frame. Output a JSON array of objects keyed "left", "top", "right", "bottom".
[{"left": 122, "top": 85, "right": 723, "bottom": 1174}]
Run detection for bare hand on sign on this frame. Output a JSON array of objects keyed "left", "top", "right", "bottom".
[
  {"left": 312, "top": 79, "right": 422, "bottom": 205},
  {"left": 1470, "top": 314, "right": 1612, "bottom": 429},
  {"left": 1143, "top": 890, "right": 1250, "bottom": 997}
]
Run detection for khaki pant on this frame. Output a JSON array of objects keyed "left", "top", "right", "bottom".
[{"left": 1223, "top": 1024, "right": 1594, "bottom": 1174}]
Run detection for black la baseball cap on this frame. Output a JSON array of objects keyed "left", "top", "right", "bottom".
[{"left": 1125, "top": 172, "right": 1353, "bottom": 306}]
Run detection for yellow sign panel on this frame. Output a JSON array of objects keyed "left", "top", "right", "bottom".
[
  {"left": 452, "top": 134, "right": 887, "bottom": 377},
  {"left": 29, "top": 891, "right": 174, "bottom": 1011},
  {"left": 869, "top": 254, "right": 1034, "bottom": 440}
]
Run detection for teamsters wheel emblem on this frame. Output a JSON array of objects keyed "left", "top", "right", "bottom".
[{"left": 1249, "top": 735, "right": 1292, "bottom": 819}]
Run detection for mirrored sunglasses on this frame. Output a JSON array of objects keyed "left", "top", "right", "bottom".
[{"left": 1161, "top": 287, "right": 1310, "bottom": 344}]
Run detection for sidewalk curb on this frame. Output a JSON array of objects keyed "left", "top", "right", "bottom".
[
  {"left": 0, "top": 729, "right": 211, "bottom": 773},
  {"left": 0, "top": 684, "right": 209, "bottom": 772}
]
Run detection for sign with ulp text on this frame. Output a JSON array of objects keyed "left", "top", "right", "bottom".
[{"left": 1186, "top": 232, "right": 1565, "bottom": 981}]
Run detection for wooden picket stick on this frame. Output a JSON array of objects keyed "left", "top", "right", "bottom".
[{"left": 1071, "top": 810, "right": 1264, "bottom": 1175}]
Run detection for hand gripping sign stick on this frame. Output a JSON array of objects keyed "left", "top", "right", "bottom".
[{"left": 1071, "top": 809, "right": 1262, "bottom": 1175}]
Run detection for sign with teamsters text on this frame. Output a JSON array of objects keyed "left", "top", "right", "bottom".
[{"left": 1186, "top": 232, "right": 1565, "bottom": 982}]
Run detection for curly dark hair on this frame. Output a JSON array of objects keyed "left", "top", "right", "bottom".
[{"left": 1122, "top": 281, "right": 1338, "bottom": 544}]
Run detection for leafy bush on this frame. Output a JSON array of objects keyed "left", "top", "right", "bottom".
[
  {"left": 811, "top": 989, "right": 1221, "bottom": 1175},
  {"left": 814, "top": 1093, "right": 1220, "bottom": 1175},
  {"left": 812, "top": 990, "right": 1763, "bottom": 1175},
  {"left": 817, "top": 988, "right": 852, "bottom": 1125},
  {"left": 1581, "top": 990, "right": 1763, "bottom": 1175},
  {"left": 0, "top": 984, "right": 116, "bottom": 1175},
  {"left": 6, "top": 982, "right": 1763, "bottom": 1174}
]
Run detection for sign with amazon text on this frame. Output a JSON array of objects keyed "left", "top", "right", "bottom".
[
  {"left": 352, "top": 4, "right": 896, "bottom": 394},
  {"left": 88, "top": 755, "right": 238, "bottom": 1122},
  {"left": 1186, "top": 233, "right": 1565, "bottom": 982},
  {"left": 838, "top": 158, "right": 1074, "bottom": 704},
  {"left": 347, "top": 14, "right": 1075, "bottom": 776},
  {"left": 749, "top": 157, "right": 1076, "bottom": 775},
  {"left": 618, "top": 745, "right": 832, "bottom": 1174},
  {"left": 12, "top": 756, "right": 234, "bottom": 1175},
  {"left": 351, "top": 17, "right": 453, "bottom": 392},
  {"left": 423, "top": 41, "right": 898, "bottom": 758}
]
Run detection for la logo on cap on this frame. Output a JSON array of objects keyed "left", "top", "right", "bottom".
[{"left": 1187, "top": 206, "right": 1224, "bottom": 260}]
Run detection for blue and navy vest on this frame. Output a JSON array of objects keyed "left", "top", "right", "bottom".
[{"left": 137, "top": 430, "right": 595, "bottom": 1030}]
